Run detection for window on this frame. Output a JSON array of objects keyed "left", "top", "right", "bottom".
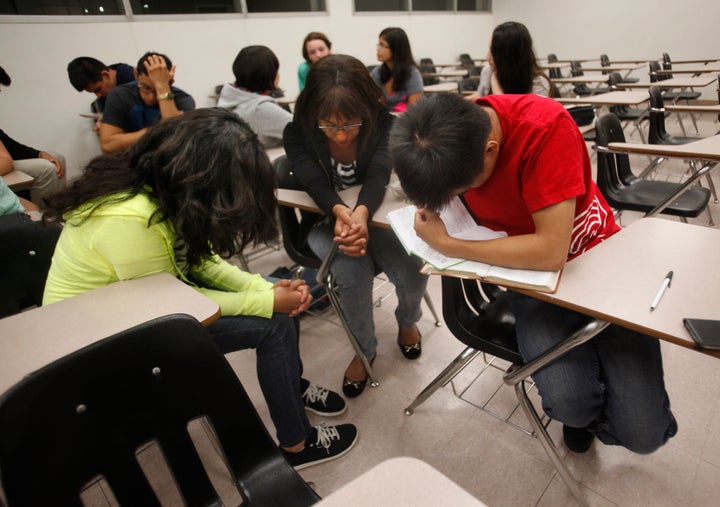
[
  {"left": 246, "top": 0, "right": 326, "bottom": 13},
  {"left": 355, "top": 0, "right": 408, "bottom": 11},
  {"left": 0, "top": 0, "right": 125, "bottom": 15},
  {"left": 354, "top": 0, "right": 490, "bottom": 12},
  {"left": 128, "top": 1, "right": 236, "bottom": 15}
]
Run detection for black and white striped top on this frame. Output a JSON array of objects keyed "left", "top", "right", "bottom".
[{"left": 329, "top": 157, "right": 359, "bottom": 190}]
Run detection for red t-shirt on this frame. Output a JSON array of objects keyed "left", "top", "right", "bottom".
[{"left": 464, "top": 94, "right": 620, "bottom": 260}]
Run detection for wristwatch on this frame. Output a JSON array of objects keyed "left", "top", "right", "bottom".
[{"left": 157, "top": 91, "right": 175, "bottom": 100}]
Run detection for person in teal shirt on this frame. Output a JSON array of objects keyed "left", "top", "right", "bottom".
[
  {"left": 297, "top": 31, "right": 332, "bottom": 91},
  {"left": 42, "top": 108, "right": 358, "bottom": 470}
]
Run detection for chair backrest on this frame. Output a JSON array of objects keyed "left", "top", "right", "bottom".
[
  {"left": 419, "top": 62, "right": 439, "bottom": 85},
  {"left": 0, "top": 313, "right": 320, "bottom": 506},
  {"left": 567, "top": 105, "right": 595, "bottom": 127},
  {"left": 419, "top": 57, "right": 434, "bottom": 65},
  {"left": 649, "top": 60, "right": 671, "bottom": 81},
  {"left": 594, "top": 113, "right": 639, "bottom": 204},
  {"left": 600, "top": 54, "right": 610, "bottom": 67},
  {"left": 0, "top": 215, "right": 62, "bottom": 318},
  {"left": 440, "top": 276, "right": 519, "bottom": 364},
  {"left": 647, "top": 86, "right": 670, "bottom": 144},
  {"left": 459, "top": 53, "right": 474, "bottom": 67},
  {"left": 607, "top": 72, "right": 623, "bottom": 90},
  {"left": 547, "top": 53, "right": 558, "bottom": 63},
  {"left": 570, "top": 60, "right": 583, "bottom": 77},
  {"left": 662, "top": 52, "right": 672, "bottom": 70},
  {"left": 274, "top": 155, "right": 323, "bottom": 269}
]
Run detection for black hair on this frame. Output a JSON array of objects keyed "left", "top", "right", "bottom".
[
  {"left": 43, "top": 108, "right": 278, "bottom": 266},
  {"left": 66, "top": 57, "right": 108, "bottom": 91},
  {"left": 232, "top": 46, "right": 279, "bottom": 93},
  {"left": 490, "top": 21, "right": 542, "bottom": 94},
  {"left": 136, "top": 52, "right": 173, "bottom": 76},
  {"left": 389, "top": 93, "right": 491, "bottom": 211},
  {"left": 377, "top": 27, "right": 418, "bottom": 93}
]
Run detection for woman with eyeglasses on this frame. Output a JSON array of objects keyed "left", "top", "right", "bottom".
[
  {"left": 283, "top": 55, "right": 428, "bottom": 398},
  {"left": 371, "top": 27, "right": 423, "bottom": 113}
]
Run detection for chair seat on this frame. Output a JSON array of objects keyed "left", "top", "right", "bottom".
[
  {"left": 606, "top": 180, "right": 711, "bottom": 217},
  {"left": 657, "top": 134, "right": 703, "bottom": 145}
]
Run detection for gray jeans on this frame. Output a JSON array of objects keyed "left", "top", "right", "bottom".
[
  {"left": 308, "top": 220, "right": 428, "bottom": 358},
  {"left": 13, "top": 151, "right": 67, "bottom": 205}
]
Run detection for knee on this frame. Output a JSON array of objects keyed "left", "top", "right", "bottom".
[
  {"left": 609, "top": 414, "right": 677, "bottom": 455},
  {"left": 537, "top": 385, "right": 602, "bottom": 428}
]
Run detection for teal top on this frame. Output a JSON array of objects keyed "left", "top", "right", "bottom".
[
  {"left": 0, "top": 178, "right": 24, "bottom": 216},
  {"left": 298, "top": 61, "right": 311, "bottom": 92},
  {"left": 43, "top": 192, "right": 275, "bottom": 318}
]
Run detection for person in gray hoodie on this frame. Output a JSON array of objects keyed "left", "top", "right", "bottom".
[{"left": 218, "top": 46, "right": 292, "bottom": 149}]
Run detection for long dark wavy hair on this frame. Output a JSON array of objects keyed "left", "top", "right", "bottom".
[
  {"left": 490, "top": 21, "right": 543, "bottom": 94},
  {"left": 43, "top": 108, "right": 278, "bottom": 266},
  {"left": 294, "top": 54, "right": 386, "bottom": 151},
  {"left": 377, "top": 27, "right": 418, "bottom": 93}
]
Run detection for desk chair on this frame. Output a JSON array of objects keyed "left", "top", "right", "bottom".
[
  {"left": 0, "top": 313, "right": 320, "bottom": 506},
  {"left": 600, "top": 54, "right": 639, "bottom": 83},
  {"left": 607, "top": 72, "right": 647, "bottom": 141},
  {"left": 404, "top": 276, "right": 607, "bottom": 507},
  {"left": 274, "top": 155, "right": 441, "bottom": 388},
  {"left": 594, "top": 113, "right": 711, "bottom": 223},
  {"left": 570, "top": 61, "right": 609, "bottom": 96},
  {"left": 0, "top": 214, "right": 62, "bottom": 318}
]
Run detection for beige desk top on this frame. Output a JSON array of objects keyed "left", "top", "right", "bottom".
[
  {"left": 0, "top": 273, "right": 220, "bottom": 394},
  {"left": 666, "top": 104, "right": 720, "bottom": 114},
  {"left": 608, "top": 134, "right": 720, "bottom": 160},
  {"left": 655, "top": 68, "right": 720, "bottom": 75},
  {"left": 540, "top": 62, "right": 571, "bottom": 70},
  {"left": 670, "top": 58, "right": 720, "bottom": 65},
  {"left": 555, "top": 90, "right": 649, "bottom": 106},
  {"left": 316, "top": 457, "right": 486, "bottom": 506},
  {"left": 1, "top": 170, "right": 34, "bottom": 190},
  {"left": 608, "top": 58, "right": 656, "bottom": 64},
  {"left": 582, "top": 64, "right": 644, "bottom": 72},
  {"left": 649, "top": 76, "right": 716, "bottom": 89},
  {"left": 422, "top": 69, "right": 468, "bottom": 78},
  {"left": 423, "top": 81, "right": 459, "bottom": 93},
  {"left": 519, "top": 218, "right": 720, "bottom": 358},
  {"left": 550, "top": 75, "right": 610, "bottom": 84}
]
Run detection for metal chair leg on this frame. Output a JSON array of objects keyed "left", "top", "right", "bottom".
[
  {"left": 404, "top": 347, "right": 480, "bottom": 415},
  {"left": 423, "top": 292, "right": 442, "bottom": 327}
]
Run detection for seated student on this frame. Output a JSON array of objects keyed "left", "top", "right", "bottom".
[
  {"left": 42, "top": 108, "right": 358, "bottom": 470},
  {"left": 465, "top": 21, "right": 554, "bottom": 101},
  {"left": 67, "top": 56, "right": 135, "bottom": 112},
  {"left": 217, "top": 46, "right": 292, "bottom": 149},
  {"left": 1, "top": 66, "right": 66, "bottom": 206},
  {"left": 298, "top": 32, "right": 332, "bottom": 92},
  {"left": 389, "top": 92, "right": 677, "bottom": 455},
  {"left": 371, "top": 27, "right": 423, "bottom": 113},
  {"left": 0, "top": 176, "right": 37, "bottom": 217},
  {"left": 99, "top": 52, "right": 195, "bottom": 154}
]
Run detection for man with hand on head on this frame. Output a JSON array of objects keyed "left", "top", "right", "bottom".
[{"left": 99, "top": 52, "right": 195, "bottom": 154}]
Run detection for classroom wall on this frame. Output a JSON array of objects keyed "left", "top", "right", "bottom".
[{"left": 0, "top": 0, "right": 717, "bottom": 179}]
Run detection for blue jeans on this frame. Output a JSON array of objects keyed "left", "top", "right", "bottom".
[
  {"left": 206, "top": 313, "right": 311, "bottom": 448},
  {"left": 508, "top": 292, "right": 676, "bottom": 454},
  {"left": 308, "top": 221, "right": 428, "bottom": 358}
]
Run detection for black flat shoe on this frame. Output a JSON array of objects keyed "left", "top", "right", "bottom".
[
  {"left": 342, "top": 356, "right": 375, "bottom": 398},
  {"left": 563, "top": 424, "right": 594, "bottom": 453},
  {"left": 397, "top": 327, "right": 422, "bottom": 360}
]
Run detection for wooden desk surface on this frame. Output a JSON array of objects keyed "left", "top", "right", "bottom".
[
  {"left": 520, "top": 218, "right": 720, "bottom": 358},
  {"left": 670, "top": 58, "right": 720, "bottom": 65},
  {"left": 1, "top": 170, "right": 35, "bottom": 191},
  {"left": 655, "top": 68, "right": 720, "bottom": 75},
  {"left": 649, "top": 76, "right": 716, "bottom": 88},
  {"left": 316, "top": 457, "right": 486, "bottom": 506},
  {"left": 582, "top": 64, "right": 644, "bottom": 72},
  {"left": 423, "top": 82, "right": 459, "bottom": 93},
  {"left": 540, "top": 62, "right": 571, "bottom": 70},
  {"left": 422, "top": 69, "right": 468, "bottom": 78},
  {"left": 0, "top": 273, "right": 220, "bottom": 394},
  {"left": 555, "top": 90, "right": 649, "bottom": 106},
  {"left": 666, "top": 104, "right": 720, "bottom": 114},
  {"left": 550, "top": 75, "right": 610, "bottom": 84},
  {"left": 608, "top": 134, "right": 720, "bottom": 160}
]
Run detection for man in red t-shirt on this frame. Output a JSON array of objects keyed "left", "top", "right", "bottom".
[{"left": 389, "top": 92, "right": 676, "bottom": 455}]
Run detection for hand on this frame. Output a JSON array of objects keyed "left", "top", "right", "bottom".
[
  {"left": 273, "top": 279, "right": 313, "bottom": 317},
  {"left": 414, "top": 208, "right": 450, "bottom": 251},
  {"left": 38, "top": 151, "right": 64, "bottom": 178},
  {"left": 143, "top": 54, "right": 175, "bottom": 92},
  {"left": 333, "top": 205, "right": 369, "bottom": 257}
]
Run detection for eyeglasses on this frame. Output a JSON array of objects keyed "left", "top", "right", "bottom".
[
  {"left": 376, "top": 43, "right": 390, "bottom": 50},
  {"left": 317, "top": 122, "right": 363, "bottom": 134}
]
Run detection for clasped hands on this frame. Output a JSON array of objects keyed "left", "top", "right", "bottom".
[
  {"left": 273, "top": 278, "right": 313, "bottom": 317},
  {"left": 332, "top": 204, "right": 369, "bottom": 257}
]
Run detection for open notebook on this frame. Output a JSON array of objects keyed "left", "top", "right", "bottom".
[{"left": 387, "top": 197, "right": 561, "bottom": 293}]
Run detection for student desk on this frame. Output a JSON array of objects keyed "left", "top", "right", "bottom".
[
  {"left": 555, "top": 90, "right": 649, "bottom": 106},
  {"left": 423, "top": 82, "right": 460, "bottom": 93},
  {"left": 655, "top": 67, "right": 720, "bottom": 76},
  {"left": 582, "top": 63, "right": 644, "bottom": 73},
  {"left": 0, "top": 272, "right": 220, "bottom": 394},
  {"left": 1, "top": 170, "right": 34, "bottom": 191},
  {"left": 315, "top": 457, "right": 486, "bottom": 506},
  {"left": 670, "top": 58, "right": 720, "bottom": 65},
  {"left": 550, "top": 75, "right": 609, "bottom": 84},
  {"left": 620, "top": 75, "right": 717, "bottom": 90},
  {"left": 422, "top": 69, "right": 468, "bottom": 79}
]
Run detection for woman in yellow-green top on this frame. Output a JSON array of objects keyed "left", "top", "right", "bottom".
[{"left": 41, "top": 108, "right": 357, "bottom": 470}]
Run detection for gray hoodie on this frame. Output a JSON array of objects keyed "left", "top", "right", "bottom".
[{"left": 217, "top": 83, "right": 293, "bottom": 148}]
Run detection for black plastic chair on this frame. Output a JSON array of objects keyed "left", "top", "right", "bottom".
[
  {"left": 607, "top": 72, "right": 646, "bottom": 141},
  {"left": 419, "top": 62, "right": 439, "bottom": 86},
  {"left": 594, "top": 113, "right": 711, "bottom": 222},
  {"left": 567, "top": 104, "right": 597, "bottom": 143},
  {"left": 570, "top": 61, "right": 609, "bottom": 96},
  {"left": 274, "top": 155, "right": 441, "bottom": 388},
  {"left": 0, "top": 313, "right": 320, "bottom": 506},
  {"left": 0, "top": 214, "right": 62, "bottom": 318},
  {"left": 600, "top": 53, "right": 639, "bottom": 83},
  {"left": 404, "top": 276, "right": 606, "bottom": 506}
]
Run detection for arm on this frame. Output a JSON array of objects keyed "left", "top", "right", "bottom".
[
  {"left": 145, "top": 55, "right": 184, "bottom": 121},
  {"left": 37, "top": 151, "right": 64, "bottom": 178},
  {"left": 414, "top": 198, "right": 576, "bottom": 272},
  {"left": 258, "top": 100, "right": 293, "bottom": 140},
  {"left": 99, "top": 123, "right": 147, "bottom": 154},
  {"left": 406, "top": 68, "right": 424, "bottom": 105},
  {"left": 0, "top": 139, "right": 13, "bottom": 176}
]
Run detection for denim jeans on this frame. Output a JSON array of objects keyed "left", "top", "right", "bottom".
[
  {"left": 206, "top": 313, "right": 311, "bottom": 448},
  {"left": 308, "top": 221, "right": 428, "bottom": 358},
  {"left": 507, "top": 291, "right": 676, "bottom": 454}
]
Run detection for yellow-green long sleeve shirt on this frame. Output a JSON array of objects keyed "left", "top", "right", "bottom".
[{"left": 43, "top": 192, "right": 275, "bottom": 318}]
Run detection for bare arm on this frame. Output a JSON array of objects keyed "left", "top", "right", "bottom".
[
  {"left": 414, "top": 198, "right": 576, "bottom": 271},
  {"left": 145, "top": 55, "right": 183, "bottom": 121},
  {"left": 0, "top": 139, "right": 14, "bottom": 176},
  {"left": 407, "top": 91, "right": 423, "bottom": 105},
  {"left": 99, "top": 123, "right": 147, "bottom": 154}
]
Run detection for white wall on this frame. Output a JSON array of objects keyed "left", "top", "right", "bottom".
[{"left": 0, "top": 0, "right": 717, "bottom": 178}]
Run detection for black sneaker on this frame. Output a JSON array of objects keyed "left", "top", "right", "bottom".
[
  {"left": 563, "top": 424, "right": 595, "bottom": 453},
  {"left": 301, "top": 378, "right": 347, "bottom": 416},
  {"left": 283, "top": 423, "right": 359, "bottom": 470}
]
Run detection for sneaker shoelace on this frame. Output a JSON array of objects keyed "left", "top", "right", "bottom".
[
  {"left": 303, "top": 382, "right": 329, "bottom": 407},
  {"left": 313, "top": 423, "right": 341, "bottom": 453}
]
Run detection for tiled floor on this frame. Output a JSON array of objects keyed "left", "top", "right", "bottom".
[{"left": 225, "top": 112, "right": 720, "bottom": 507}]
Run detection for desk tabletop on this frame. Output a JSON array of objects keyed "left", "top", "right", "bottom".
[
  {"left": 555, "top": 90, "right": 649, "bottom": 106},
  {"left": 0, "top": 273, "right": 220, "bottom": 394},
  {"left": 582, "top": 64, "right": 644, "bottom": 72},
  {"left": 315, "top": 457, "right": 486, "bottom": 506},
  {"left": 651, "top": 75, "right": 716, "bottom": 88},
  {"left": 423, "top": 81, "right": 459, "bottom": 93},
  {"left": 655, "top": 67, "right": 720, "bottom": 75},
  {"left": 670, "top": 58, "right": 720, "bottom": 65},
  {"left": 550, "top": 75, "right": 610, "bottom": 84},
  {"left": 666, "top": 104, "right": 720, "bottom": 114},
  {"left": 422, "top": 69, "right": 468, "bottom": 78},
  {"left": 1, "top": 170, "right": 35, "bottom": 190},
  {"left": 608, "top": 134, "right": 720, "bottom": 160},
  {"left": 520, "top": 218, "right": 720, "bottom": 357},
  {"left": 540, "top": 62, "right": 571, "bottom": 70}
]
